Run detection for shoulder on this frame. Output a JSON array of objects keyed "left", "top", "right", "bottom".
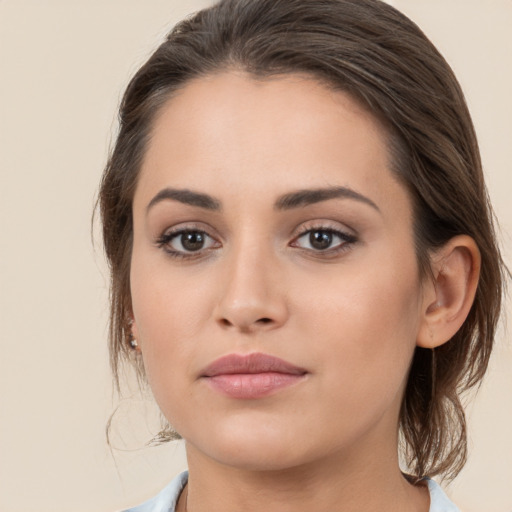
[
  {"left": 122, "top": 471, "right": 189, "bottom": 512},
  {"left": 426, "top": 479, "right": 460, "bottom": 512}
]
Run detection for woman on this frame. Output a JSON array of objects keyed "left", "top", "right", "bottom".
[{"left": 98, "top": 0, "right": 506, "bottom": 510}]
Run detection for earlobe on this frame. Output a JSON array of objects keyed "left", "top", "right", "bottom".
[
  {"left": 417, "top": 235, "right": 481, "bottom": 349},
  {"left": 128, "top": 314, "right": 141, "bottom": 351},
  {"left": 130, "top": 315, "right": 139, "bottom": 339}
]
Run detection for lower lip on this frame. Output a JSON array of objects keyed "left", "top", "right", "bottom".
[{"left": 203, "top": 372, "right": 306, "bottom": 399}]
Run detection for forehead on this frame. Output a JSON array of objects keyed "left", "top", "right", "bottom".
[{"left": 136, "top": 71, "right": 408, "bottom": 218}]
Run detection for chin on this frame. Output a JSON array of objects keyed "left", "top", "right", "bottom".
[
  {"left": 209, "top": 443, "right": 311, "bottom": 472},
  {"left": 184, "top": 417, "right": 318, "bottom": 472}
]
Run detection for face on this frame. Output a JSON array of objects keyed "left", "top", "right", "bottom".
[{"left": 130, "top": 72, "right": 427, "bottom": 472}]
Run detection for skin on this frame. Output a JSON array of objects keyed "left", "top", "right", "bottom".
[{"left": 130, "top": 72, "right": 478, "bottom": 511}]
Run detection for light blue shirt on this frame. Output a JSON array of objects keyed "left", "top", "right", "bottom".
[{"left": 124, "top": 471, "right": 459, "bottom": 512}]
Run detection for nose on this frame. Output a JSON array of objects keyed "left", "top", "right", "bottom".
[{"left": 214, "top": 241, "right": 289, "bottom": 333}]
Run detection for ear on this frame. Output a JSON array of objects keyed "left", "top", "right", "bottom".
[
  {"left": 128, "top": 312, "right": 141, "bottom": 352},
  {"left": 130, "top": 314, "right": 139, "bottom": 339},
  {"left": 417, "top": 235, "right": 481, "bottom": 349}
]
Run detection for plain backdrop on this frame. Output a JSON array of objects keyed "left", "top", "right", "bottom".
[{"left": 0, "top": 1, "right": 510, "bottom": 511}]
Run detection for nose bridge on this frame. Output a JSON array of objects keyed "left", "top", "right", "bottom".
[{"left": 215, "top": 227, "right": 288, "bottom": 331}]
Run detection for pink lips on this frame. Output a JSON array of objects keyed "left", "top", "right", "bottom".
[{"left": 200, "top": 353, "right": 308, "bottom": 399}]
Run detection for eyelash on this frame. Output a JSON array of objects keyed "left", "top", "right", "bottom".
[
  {"left": 155, "top": 225, "right": 219, "bottom": 260},
  {"left": 155, "top": 224, "right": 358, "bottom": 259},
  {"left": 290, "top": 224, "right": 358, "bottom": 257}
]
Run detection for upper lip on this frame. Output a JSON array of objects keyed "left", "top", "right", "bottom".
[{"left": 200, "top": 352, "right": 308, "bottom": 377}]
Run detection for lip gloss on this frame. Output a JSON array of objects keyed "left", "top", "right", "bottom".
[{"left": 200, "top": 352, "right": 308, "bottom": 399}]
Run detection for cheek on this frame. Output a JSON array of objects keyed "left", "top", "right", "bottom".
[
  {"left": 129, "top": 251, "right": 214, "bottom": 394},
  {"left": 130, "top": 244, "right": 215, "bottom": 337},
  {"left": 296, "top": 247, "right": 421, "bottom": 332},
  {"left": 293, "top": 249, "right": 422, "bottom": 396}
]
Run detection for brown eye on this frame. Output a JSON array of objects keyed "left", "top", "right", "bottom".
[
  {"left": 157, "top": 229, "right": 219, "bottom": 256},
  {"left": 309, "top": 230, "right": 333, "bottom": 250},
  {"left": 180, "top": 231, "right": 206, "bottom": 251},
  {"left": 292, "top": 228, "right": 357, "bottom": 253}
]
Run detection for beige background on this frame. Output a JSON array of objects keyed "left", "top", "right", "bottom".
[{"left": 0, "top": 1, "right": 510, "bottom": 511}]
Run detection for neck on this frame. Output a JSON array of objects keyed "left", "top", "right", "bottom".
[{"left": 180, "top": 438, "right": 429, "bottom": 512}]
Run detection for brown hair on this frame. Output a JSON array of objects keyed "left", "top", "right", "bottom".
[{"left": 98, "top": 0, "right": 506, "bottom": 481}]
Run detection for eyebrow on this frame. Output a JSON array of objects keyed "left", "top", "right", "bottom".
[
  {"left": 146, "top": 185, "right": 379, "bottom": 214},
  {"left": 147, "top": 188, "right": 222, "bottom": 212},
  {"left": 274, "top": 186, "right": 380, "bottom": 212}
]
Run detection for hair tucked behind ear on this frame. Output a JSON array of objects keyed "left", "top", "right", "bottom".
[{"left": 98, "top": 0, "right": 507, "bottom": 479}]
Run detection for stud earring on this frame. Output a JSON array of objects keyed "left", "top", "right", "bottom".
[{"left": 129, "top": 336, "right": 138, "bottom": 349}]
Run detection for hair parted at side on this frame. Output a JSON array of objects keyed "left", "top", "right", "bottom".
[{"left": 98, "top": 0, "right": 506, "bottom": 481}]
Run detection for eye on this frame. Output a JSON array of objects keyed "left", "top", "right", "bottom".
[
  {"left": 156, "top": 229, "right": 219, "bottom": 256},
  {"left": 291, "top": 228, "right": 356, "bottom": 252}
]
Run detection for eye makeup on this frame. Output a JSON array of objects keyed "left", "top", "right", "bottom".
[{"left": 154, "top": 219, "right": 358, "bottom": 261}]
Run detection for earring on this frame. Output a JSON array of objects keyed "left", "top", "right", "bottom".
[{"left": 129, "top": 336, "right": 138, "bottom": 349}]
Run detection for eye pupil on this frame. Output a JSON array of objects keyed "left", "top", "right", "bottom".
[
  {"left": 309, "top": 230, "right": 332, "bottom": 250},
  {"left": 181, "top": 232, "right": 205, "bottom": 251}
]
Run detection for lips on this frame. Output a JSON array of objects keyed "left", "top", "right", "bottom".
[{"left": 200, "top": 352, "right": 308, "bottom": 399}]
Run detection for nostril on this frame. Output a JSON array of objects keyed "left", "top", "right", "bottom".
[{"left": 217, "top": 316, "right": 276, "bottom": 330}]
